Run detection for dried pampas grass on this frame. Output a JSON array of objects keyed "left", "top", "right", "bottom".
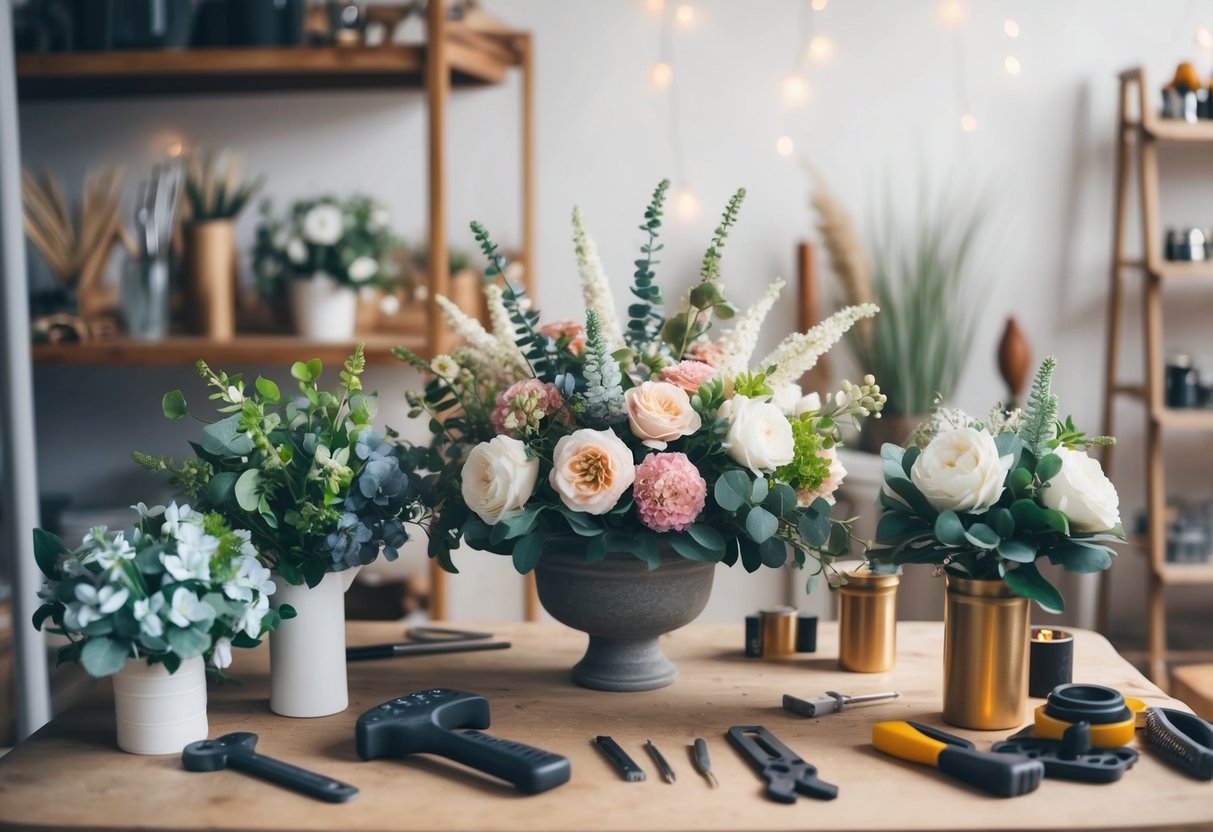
[
  {"left": 22, "top": 167, "right": 127, "bottom": 293},
  {"left": 805, "top": 164, "right": 874, "bottom": 348}
]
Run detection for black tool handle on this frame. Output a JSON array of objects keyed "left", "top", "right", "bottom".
[
  {"left": 936, "top": 747, "right": 1044, "bottom": 798},
  {"left": 231, "top": 751, "right": 359, "bottom": 803},
  {"left": 346, "top": 640, "right": 511, "bottom": 661},
  {"left": 432, "top": 729, "right": 571, "bottom": 794},
  {"left": 692, "top": 738, "right": 712, "bottom": 776}
]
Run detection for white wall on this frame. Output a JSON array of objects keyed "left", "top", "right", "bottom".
[{"left": 20, "top": 0, "right": 1213, "bottom": 632}]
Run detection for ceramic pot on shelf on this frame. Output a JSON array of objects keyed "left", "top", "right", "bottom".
[
  {"left": 289, "top": 272, "right": 357, "bottom": 342},
  {"left": 942, "top": 575, "right": 1030, "bottom": 730},
  {"left": 184, "top": 219, "right": 236, "bottom": 340},
  {"left": 533, "top": 539, "right": 715, "bottom": 692},
  {"left": 268, "top": 566, "right": 361, "bottom": 718},
  {"left": 112, "top": 656, "right": 208, "bottom": 755}
]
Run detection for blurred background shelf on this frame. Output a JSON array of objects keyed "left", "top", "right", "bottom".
[{"left": 30, "top": 333, "right": 427, "bottom": 367}]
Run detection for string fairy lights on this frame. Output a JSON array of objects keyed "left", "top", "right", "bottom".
[{"left": 650, "top": 2, "right": 698, "bottom": 219}]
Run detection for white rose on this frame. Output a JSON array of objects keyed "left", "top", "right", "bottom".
[
  {"left": 719, "top": 395, "right": 795, "bottom": 474},
  {"left": 771, "top": 383, "right": 804, "bottom": 416},
  {"left": 302, "top": 204, "right": 344, "bottom": 246},
  {"left": 1041, "top": 446, "right": 1121, "bottom": 532},
  {"left": 549, "top": 428, "right": 635, "bottom": 515},
  {"left": 794, "top": 391, "right": 822, "bottom": 416},
  {"left": 347, "top": 256, "right": 379, "bottom": 283},
  {"left": 623, "top": 381, "right": 702, "bottom": 450},
  {"left": 460, "top": 436, "right": 538, "bottom": 525},
  {"left": 910, "top": 427, "right": 1012, "bottom": 513},
  {"left": 286, "top": 237, "right": 307, "bottom": 265}
]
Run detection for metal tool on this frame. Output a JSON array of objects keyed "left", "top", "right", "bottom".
[
  {"left": 182, "top": 732, "right": 358, "bottom": 803},
  {"left": 691, "top": 737, "right": 719, "bottom": 788},
  {"left": 872, "top": 721, "right": 1043, "bottom": 798},
  {"left": 1143, "top": 707, "right": 1213, "bottom": 780},
  {"left": 644, "top": 740, "right": 676, "bottom": 783},
  {"left": 355, "top": 689, "right": 570, "bottom": 794},
  {"left": 593, "top": 735, "right": 645, "bottom": 782},
  {"left": 783, "top": 690, "right": 900, "bottom": 718},
  {"left": 346, "top": 640, "right": 511, "bottom": 661},
  {"left": 993, "top": 721, "right": 1138, "bottom": 783},
  {"left": 726, "top": 725, "right": 838, "bottom": 804},
  {"left": 407, "top": 626, "right": 494, "bottom": 643}
]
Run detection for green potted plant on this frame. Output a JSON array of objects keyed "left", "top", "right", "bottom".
[
  {"left": 871, "top": 357, "right": 1124, "bottom": 729},
  {"left": 32, "top": 502, "right": 284, "bottom": 754},
  {"left": 136, "top": 345, "right": 426, "bottom": 717},
  {"left": 396, "top": 181, "right": 885, "bottom": 691}
]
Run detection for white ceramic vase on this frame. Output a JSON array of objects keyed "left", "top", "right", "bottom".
[
  {"left": 289, "top": 272, "right": 357, "bottom": 342},
  {"left": 112, "top": 656, "right": 208, "bottom": 755},
  {"left": 269, "top": 567, "right": 361, "bottom": 718}
]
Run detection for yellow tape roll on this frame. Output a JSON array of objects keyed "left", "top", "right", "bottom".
[{"left": 1032, "top": 704, "right": 1136, "bottom": 748}]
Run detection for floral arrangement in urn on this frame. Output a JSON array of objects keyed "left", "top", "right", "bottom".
[
  {"left": 396, "top": 181, "right": 885, "bottom": 589},
  {"left": 871, "top": 356, "right": 1124, "bottom": 612}
]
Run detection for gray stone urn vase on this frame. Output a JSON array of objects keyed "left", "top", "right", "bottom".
[{"left": 533, "top": 541, "right": 716, "bottom": 692}]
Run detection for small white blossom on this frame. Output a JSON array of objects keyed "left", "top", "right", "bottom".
[
  {"left": 167, "top": 587, "right": 213, "bottom": 629},
  {"left": 287, "top": 237, "right": 308, "bottom": 265},
  {"left": 64, "top": 584, "right": 129, "bottom": 630},
  {"left": 430, "top": 354, "right": 460, "bottom": 380},
  {"left": 133, "top": 593, "right": 166, "bottom": 638},
  {"left": 131, "top": 502, "right": 166, "bottom": 519},
  {"left": 161, "top": 503, "right": 194, "bottom": 538},
  {"left": 162, "top": 524, "right": 216, "bottom": 582},
  {"left": 211, "top": 637, "right": 233, "bottom": 669},
  {"left": 236, "top": 593, "right": 270, "bottom": 639},
  {"left": 348, "top": 256, "right": 379, "bottom": 283},
  {"left": 225, "top": 556, "right": 274, "bottom": 603},
  {"left": 302, "top": 204, "right": 344, "bottom": 246}
]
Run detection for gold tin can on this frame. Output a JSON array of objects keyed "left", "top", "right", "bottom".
[
  {"left": 759, "top": 606, "right": 798, "bottom": 656},
  {"left": 942, "top": 575, "right": 1030, "bottom": 730},
  {"left": 838, "top": 566, "right": 900, "bottom": 673}
]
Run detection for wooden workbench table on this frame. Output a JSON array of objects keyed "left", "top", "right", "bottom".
[{"left": 1, "top": 622, "right": 1210, "bottom": 832}]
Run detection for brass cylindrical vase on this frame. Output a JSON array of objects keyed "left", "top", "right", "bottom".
[
  {"left": 185, "top": 220, "right": 236, "bottom": 340},
  {"left": 942, "top": 575, "right": 1030, "bottom": 730},
  {"left": 838, "top": 566, "right": 900, "bottom": 673}
]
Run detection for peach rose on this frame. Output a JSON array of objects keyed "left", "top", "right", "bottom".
[
  {"left": 549, "top": 429, "right": 636, "bottom": 515},
  {"left": 623, "top": 381, "right": 703, "bottom": 450},
  {"left": 538, "top": 320, "right": 586, "bottom": 356},
  {"left": 659, "top": 360, "right": 716, "bottom": 395}
]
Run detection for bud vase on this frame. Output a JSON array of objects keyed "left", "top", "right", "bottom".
[
  {"left": 288, "top": 272, "right": 357, "bottom": 342},
  {"left": 184, "top": 219, "right": 236, "bottom": 339},
  {"left": 112, "top": 656, "right": 208, "bottom": 755},
  {"left": 269, "top": 567, "right": 360, "bottom": 718}
]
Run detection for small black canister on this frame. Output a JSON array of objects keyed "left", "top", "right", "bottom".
[{"left": 1167, "top": 353, "right": 1200, "bottom": 408}]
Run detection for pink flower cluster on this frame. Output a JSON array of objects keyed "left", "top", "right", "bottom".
[
  {"left": 633, "top": 452, "right": 707, "bottom": 533},
  {"left": 659, "top": 360, "right": 716, "bottom": 395},
  {"left": 492, "top": 379, "right": 567, "bottom": 437},
  {"left": 538, "top": 320, "right": 586, "bottom": 356}
]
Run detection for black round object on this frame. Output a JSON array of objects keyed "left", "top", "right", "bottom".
[{"left": 1044, "top": 684, "right": 1132, "bottom": 725}]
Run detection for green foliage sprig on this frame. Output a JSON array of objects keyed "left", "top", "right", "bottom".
[
  {"left": 625, "top": 179, "right": 670, "bottom": 354},
  {"left": 1019, "top": 355, "right": 1059, "bottom": 457}
]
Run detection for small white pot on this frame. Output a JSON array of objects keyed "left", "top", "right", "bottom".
[
  {"left": 112, "top": 656, "right": 208, "bottom": 755},
  {"left": 289, "top": 272, "right": 357, "bottom": 342},
  {"left": 269, "top": 567, "right": 361, "bottom": 718}
]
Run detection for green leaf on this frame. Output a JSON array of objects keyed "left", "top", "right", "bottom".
[
  {"left": 234, "top": 469, "right": 262, "bottom": 512},
  {"left": 738, "top": 538, "right": 762, "bottom": 573},
  {"left": 1009, "top": 498, "right": 1047, "bottom": 531},
  {"left": 798, "top": 509, "right": 830, "bottom": 548},
  {"left": 745, "top": 506, "right": 778, "bottom": 544},
  {"left": 1036, "top": 453, "right": 1063, "bottom": 482},
  {"left": 1008, "top": 467, "right": 1033, "bottom": 498},
  {"left": 255, "top": 376, "right": 281, "bottom": 402},
  {"left": 759, "top": 538, "right": 788, "bottom": 567},
  {"left": 208, "top": 471, "right": 239, "bottom": 507},
  {"left": 988, "top": 507, "right": 1015, "bottom": 539},
  {"left": 934, "top": 511, "right": 967, "bottom": 546},
  {"left": 750, "top": 476, "right": 769, "bottom": 504},
  {"left": 166, "top": 626, "right": 211, "bottom": 660},
  {"left": 875, "top": 511, "right": 925, "bottom": 544},
  {"left": 1048, "top": 541, "right": 1114, "bottom": 573},
  {"left": 1042, "top": 508, "right": 1070, "bottom": 535},
  {"left": 687, "top": 524, "right": 726, "bottom": 552},
  {"left": 964, "top": 523, "right": 1001, "bottom": 550},
  {"left": 668, "top": 533, "right": 725, "bottom": 562},
  {"left": 291, "top": 358, "right": 323, "bottom": 383},
  {"left": 558, "top": 507, "right": 605, "bottom": 537},
  {"left": 161, "top": 390, "right": 188, "bottom": 420},
  {"left": 998, "top": 537, "right": 1037, "bottom": 563},
  {"left": 633, "top": 535, "right": 663, "bottom": 570},
  {"left": 1003, "top": 562, "right": 1065, "bottom": 614},
  {"left": 80, "top": 637, "right": 130, "bottom": 677},
  {"left": 763, "top": 483, "right": 799, "bottom": 518},
  {"left": 714, "top": 470, "right": 751, "bottom": 512},
  {"left": 886, "top": 478, "right": 936, "bottom": 519},
  {"left": 33, "top": 528, "right": 68, "bottom": 579},
  {"left": 511, "top": 535, "right": 544, "bottom": 574},
  {"left": 901, "top": 446, "right": 921, "bottom": 477},
  {"left": 201, "top": 414, "right": 254, "bottom": 458}
]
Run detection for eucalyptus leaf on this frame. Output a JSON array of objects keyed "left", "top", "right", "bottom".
[
  {"left": 201, "top": 414, "right": 254, "bottom": 458},
  {"left": 714, "top": 470, "right": 751, "bottom": 512},
  {"left": 687, "top": 524, "right": 726, "bottom": 552},
  {"left": 763, "top": 483, "right": 799, "bottom": 518},
  {"left": 166, "top": 626, "right": 211, "bottom": 660},
  {"left": 234, "top": 469, "right": 262, "bottom": 512},
  {"left": 1003, "top": 562, "right": 1065, "bottom": 614},
  {"left": 759, "top": 538, "right": 788, "bottom": 567},
  {"left": 255, "top": 376, "right": 281, "bottom": 402},
  {"left": 162, "top": 390, "right": 188, "bottom": 420},
  {"left": 1036, "top": 453, "right": 1063, "bottom": 482},
  {"left": 745, "top": 506, "right": 778, "bottom": 544},
  {"left": 799, "top": 509, "right": 830, "bottom": 548},
  {"left": 934, "top": 511, "right": 967, "bottom": 546},
  {"left": 33, "top": 528, "right": 68, "bottom": 579},
  {"left": 80, "top": 637, "right": 130, "bottom": 677},
  {"left": 511, "top": 534, "right": 545, "bottom": 574},
  {"left": 963, "top": 523, "right": 1001, "bottom": 550},
  {"left": 1047, "top": 541, "right": 1114, "bottom": 574},
  {"left": 998, "top": 537, "right": 1037, "bottom": 563},
  {"left": 750, "top": 477, "right": 769, "bottom": 504}
]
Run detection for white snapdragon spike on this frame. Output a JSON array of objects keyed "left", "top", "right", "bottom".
[
  {"left": 760, "top": 303, "right": 880, "bottom": 388},
  {"left": 572, "top": 206, "right": 625, "bottom": 350},
  {"left": 133, "top": 593, "right": 166, "bottom": 638},
  {"left": 436, "top": 293, "right": 530, "bottom": 379},
  {"left": 484, "top": 283, "right": 522, "bottom": 352},
  {"left": 716, "top": 278, "right": 785, "bottom": 378},
  {"left": 168, "top": 587, "right": 213, "bottom": 629},
  {"left": 211, "top": 637, "right": 233, "bottom": 669}
]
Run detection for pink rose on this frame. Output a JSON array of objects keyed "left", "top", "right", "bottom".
[
  {"left": 549, "top": 429, "right": 636, "bottom": 515},
  {"left": 659, "top": 360, "right": 716, "bottom": 395},
  {"left": 492, "top": 379, "right": 567, "bottom": 437},
  {"left": 623, "top": 381, "right": 703, "bottom": 450},
  {"left": 796, "top": 445, "right": 847, "bottom": 506},
  {"left": 633, "top": 452, "right": 707, "bottom": 533},
  {"left": 686, "top": 340, "right": 724, "bottom": 368},
  {"left": 538, "top": 320, "right": 586, "bottom": 356}
]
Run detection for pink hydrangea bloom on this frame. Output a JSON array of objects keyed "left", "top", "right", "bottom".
[
  {"left": 633, "top": 452, "right": 707, "bottom": 533},
  {"left": 796, "top": 445, "right": 847, "bottom": 506},
  {"left": 686, "top": 339, "right": 724, "bottom": 368},
  {"left": 538, "top": 320, "right": 586, "bottom": 356},
  {"left": 492, "top": 379, "right": 567, "bottom": 437},
  {"left": 659, "top": 360, "right": 716, "bottom": 395}
]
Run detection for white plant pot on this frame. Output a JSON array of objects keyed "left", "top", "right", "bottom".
[
  {"left": 112, "top": 656, "right": 208, "bottom": 755},
  {"left": 289, "top": 272, "right": 357, "bottom": 342},
  {"left": 269, "top": 567, "right": 361, "bottom": 718}
]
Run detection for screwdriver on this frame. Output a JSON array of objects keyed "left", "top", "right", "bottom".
[
  {"left": 645, "top": 740, "right": 676, "bottom": 783},
  {"left": 783, "top": 690, "right": 900, "bottom": 718},
  {"left": 691, "top": 737, "right": 719, "bottom": 788}
]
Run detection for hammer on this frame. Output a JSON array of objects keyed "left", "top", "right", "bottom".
[{"left": 355, "top": 688, "right": 571, "bottom": 794}]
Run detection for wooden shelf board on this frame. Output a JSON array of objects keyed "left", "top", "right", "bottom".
[
  {"left": 1140, "top": 113, "right": 1213, "bottom": 142},
  {"left": 1148, "top": 260, "right": 1213, "bottom": 279},
  {"left": 1152, "top": 407, "right": 1213, "bottom": 429},
  {"left": 30, "top": 334, "right": 427, "bottom": 367},
  {"left": 1155, "top": 562, "right": 1213, "bottom": 585},
  {"left": 16, "top": 36, "right": 518, "bottom": 99}
]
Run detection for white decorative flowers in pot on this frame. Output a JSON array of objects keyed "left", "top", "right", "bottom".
[
  {"left": 254, "top": 195, "right": 401, "bottom": 341},
  {"left": 32, "top": 503, "right": 284, "bottom": 755}
]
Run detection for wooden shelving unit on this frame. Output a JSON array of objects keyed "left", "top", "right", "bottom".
[
  {"left": 18, "top": 6, "right": 537, "bottom": 620},
  {"left": 1101, "top": 67, "right": 1213, "bottom": 686}
]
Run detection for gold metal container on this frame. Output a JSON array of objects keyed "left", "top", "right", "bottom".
[
  {"left": 942, "top": 575, "right": 1030, "bottom": 730},
  {"left": 838, "top": 566, "right": 900, "bottom": 673},
  {"left": 185, "top": 219, "right": 236, "bottom": 340},
  {"left": 759, "top": 606, "right": 798, "bottom": 656}
]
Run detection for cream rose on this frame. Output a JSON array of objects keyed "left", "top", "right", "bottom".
[
  {"left": 910, "top": 427, "right": 1012, "bottom": 513},
  {"left": 623, "top": 381, "right": 702, "bottom": 450},
  {"left": 460, "top": 436, "right": 538, "bottom": 525},
  {"left": 719, "top": 395, "right": 795, "bottom": 474},
  {"left": 771, "top": 383, "right": 804, "bottom": 416},
  {"left": 794, "top": 391, "right": 822, "bottom": 417},
  {"left": 1041, "top": 446, "right": 1121, "bottom": 532},
  {"left": 549, "top": 429, "right": 635, "bottom": 515}
]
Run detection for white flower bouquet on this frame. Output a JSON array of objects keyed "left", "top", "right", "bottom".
[
  {"left": 872, "top": 357, "right": 1124, "bottom": 612},
  {"left": 32, "top": 502, "right": 289, "bottom": 677},
  {"left": 253, "top": 194, "right": 401, "bottom": 291},
  {"left": 398, "top": 180, "right": 885, "bottom": 589}
]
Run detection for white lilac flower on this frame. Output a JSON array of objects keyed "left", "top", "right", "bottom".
[
  {"left": 237, "top": 593, "right": 270, "bottom": 639},
  {"left": 436, "top": 293, "right": 530, "bottom": 380},
  {"left": 167, "top": 587, "right": 213, "bottom": 629},
  {"left": 347, "top": 256, "right": 379, "bottom": 283},
  {"left": 64, "top": 584, "right": 130, "bottom": 630},
  {"left": 162, "top": 524, "right": 216, "bottom": 582},
  {"left": 133, "top": 594, "right": 165, "bottom": 638},
  {"left": 484, "top": 283, "right": 520, "bottom": 350},
  {"left": 225, "top": 556, "right": 274, "bottom": 603},
  {"left": 716, "top": 278, "right": 785, "bottom": 378},
  {"left": 287, "top": 237, "right": 308, "bottom": 265},
  {"left": 302, "top": 203, "right": 344, "bottom": 246},
  {"left": 760, "top": 303, "right": 880, "bottom": 388},
  {"left": 571, "top": 206, "right": 625, "bottom": 350},
  {"left": 429, "top": 354, "right": 460, "bottom": 381},
  {"left": 161, "top": 503, "right": 194, "bottom": 538},
  {"left": 211, "top": 637, "right": 233, "bottom": 669}
]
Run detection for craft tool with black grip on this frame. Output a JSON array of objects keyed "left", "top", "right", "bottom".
[
  {"left": 346, "top": 640, "right": 511, "bottom": 661},
  {"left": 593, "top": 735, "right": 646, "bottom": 782},
  {"left": 783, "top": 690, "right": 900, "bottom": 718},
  {"left": 1143, "top": 707, "right": 1213, "bottom": 780},
  {"left": 183, "top": 732, "right": 359, "bottom": 803},
  {"left": 644, "top": 740, "right": 676, "bottom": 783},
  {"left": 872, "top": 721, "right": 1044, "bottom": 797},
  {"left": 356, "top": 689, "right": 570, "bottom": 794},
  {"left": 691, "top": 737, "right": 719, "bottom": 788},
  {"left": 726, "top": 725, "right": 838, "bottom": 803},
  {"left": 992, "top": 721, "right": 1138, "bottom": 783}
]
